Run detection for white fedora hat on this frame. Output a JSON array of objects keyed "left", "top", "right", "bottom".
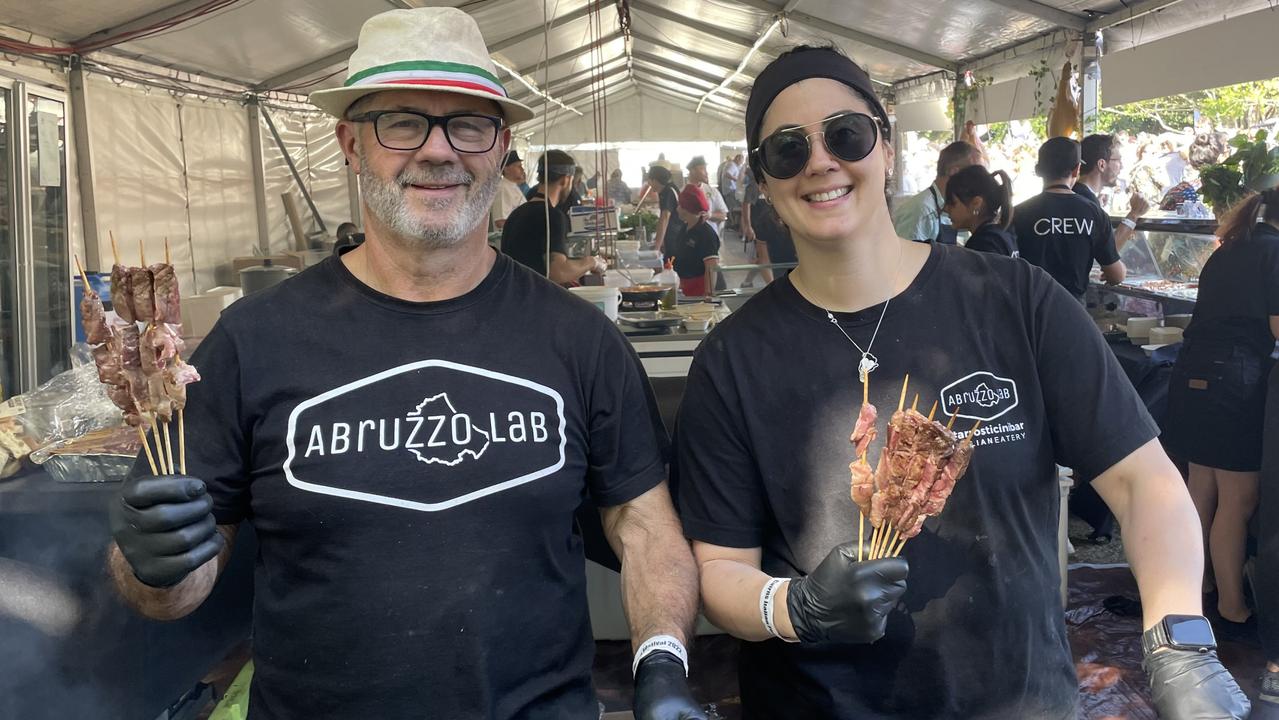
[{"left": 310, "top": 7, "right": 534, "bottom": 124}]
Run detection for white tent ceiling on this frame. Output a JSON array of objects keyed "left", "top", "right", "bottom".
[{"left": 0, "top": 0, "right": 1271, "bottom": 139}]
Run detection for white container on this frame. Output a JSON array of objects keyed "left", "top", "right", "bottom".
[
  {"left": 568, "top": 286, "right": 620, "bottom": 321},
  {"left": 1126, "top": 316, "right": 1160, "bottom": 340},
  {"left": 1165, "top": 314, "right": 1193, "bottom": 329},
  {"left": 1149, "top": 326, "right": 1184, "bottom": 345}
]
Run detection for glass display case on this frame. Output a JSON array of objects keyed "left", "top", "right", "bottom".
[{"left": 1096, "top": 219, "right": 1218, "bottom": 304}]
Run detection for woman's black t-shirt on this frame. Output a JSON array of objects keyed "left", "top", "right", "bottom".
[
  {"left": 965, "top": 222, "right": 1018, "bottom": 257},
  {"left": 1185, "top": 223, "right": 1279, "bottom": 356}
]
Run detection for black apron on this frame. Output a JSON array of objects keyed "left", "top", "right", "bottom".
[{"left": 930, "top": 186, "right": 959, "bottom": 245}]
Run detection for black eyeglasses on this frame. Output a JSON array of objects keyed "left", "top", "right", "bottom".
[
  {"left": 751, "top": 111, "right": 881, "bottom": 180},
  {"left": 347, "top": 110, "right": 503, "bottom": 153}
]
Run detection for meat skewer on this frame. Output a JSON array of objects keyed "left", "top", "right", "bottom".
[
  {"left": 130, "top": 239, "right": 156, "bottom": 323},
  {"left": 151, "top": 239, "right": 181, "bottom": 324}
]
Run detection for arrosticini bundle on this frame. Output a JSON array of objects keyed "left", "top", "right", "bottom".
[
  {"left": 76, "top": 234, "right": 201, "bottom": 476},
  {"left": 849, "top": 374, "right": 979, "bottom": 560}
]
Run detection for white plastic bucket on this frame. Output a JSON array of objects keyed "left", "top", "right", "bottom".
[{"left": 569, "top": 286, "right": 620, "bottom": 321}]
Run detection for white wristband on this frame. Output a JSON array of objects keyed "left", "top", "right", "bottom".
[
  {"left": 760, "top": 578, "right": 797, "bottom": 642},
  {"left": 632, "top": 634, "right": 689, "bottom": 677},
  {"left": 1121, "top": 218, "right": 1137, "bottom": 230}
]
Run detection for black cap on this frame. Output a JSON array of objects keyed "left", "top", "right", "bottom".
[
  {"left": 502, "top": 150, "right": 522, "bottom": 168},
  {"left": 686, "top": 155, "right": 707, "bottom": 170},
  {"left": 1036, "top": 137, "right": 1081, "bottom": 179}
]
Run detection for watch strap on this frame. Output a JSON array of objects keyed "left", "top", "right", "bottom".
[{"left": 1141, "top": 621, "right": 1171, "bottom": 655}]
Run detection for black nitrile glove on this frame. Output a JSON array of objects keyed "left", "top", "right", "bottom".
[
  {"left": 633, "top": 652, "right": 707, "bottom": 720},
  {"left": 786, "top": 543, "right": 908, "bottom": 644},
  {"left": 109, "top": 474, "right": 223, "bottom": 588},
  {"left": 1143, "top": 648, "right": 1250, "bottom": 720}
]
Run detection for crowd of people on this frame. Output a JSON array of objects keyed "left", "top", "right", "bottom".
[{"left": 106, "top": 6, "right": 1277, "bottom": 719}]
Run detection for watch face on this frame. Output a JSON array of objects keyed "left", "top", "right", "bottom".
[{"left": 1167, "top": 616, "right": 1216, "bottom": 647}]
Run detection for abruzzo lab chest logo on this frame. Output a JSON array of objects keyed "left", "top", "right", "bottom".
[
  {"left": 283, "top": 360, "right": 565, "bottom": 512},
  {"left": 941, "top": 371, "right": 1019, "bottom": 421}
]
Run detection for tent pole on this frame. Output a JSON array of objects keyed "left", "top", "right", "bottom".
[
  {"left": 68, "top": 58, "right": 101, "bottom": 273},
  {"left": 246, "top": 97, "right": 272, "bottom": 254},
  {"left": 1080, "top": 32, "right": 1101, "bottom": 135}
]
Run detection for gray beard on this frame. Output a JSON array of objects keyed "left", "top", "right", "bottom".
[{"left": 359, "top": 152, "right": 501, "bottom": 250}]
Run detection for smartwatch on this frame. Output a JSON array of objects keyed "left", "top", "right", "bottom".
[{"left": 1141, "top": 614, "right": 1217, "bottom": 655}]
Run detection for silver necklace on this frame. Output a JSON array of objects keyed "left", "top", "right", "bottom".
[{"left": 823, "top": 244, "right": 904, "bottom": 384}]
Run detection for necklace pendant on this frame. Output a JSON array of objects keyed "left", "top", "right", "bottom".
[{"left": 858, "top": 353, "right": 879, "bottom": 384}]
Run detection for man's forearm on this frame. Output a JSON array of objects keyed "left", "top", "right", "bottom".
[
  {"left": 108, "top": 525, "right": 235, "bottom": 621},
  {"left": 699, "top": 558, "right": 794, "bottom": 641},
  {"left": 1115, "top": 224, "right": 1135, "bottom": 249}
]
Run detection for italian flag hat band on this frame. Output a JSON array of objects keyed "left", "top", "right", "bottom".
[{"left": 346, "top": 60, "right": 508, "bottom": 98}]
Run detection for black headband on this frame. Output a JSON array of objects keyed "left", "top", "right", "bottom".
[{"left": 745, "top": 48, "right": 891, "bottom": 159}]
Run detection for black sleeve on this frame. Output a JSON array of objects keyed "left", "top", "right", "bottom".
[
  {"left": 1266, "top": 241, "right": 1279, "bottom": 317},
  {"left": 584, "top": 322, "right": 668, "bottom": 507},
  {"left": 136, "top": 322, "right": 253, "bottom": 524},
  {"left": 660, "top": 188, "right": 677, "bottom": 214},
  {"left": 698, "top": 226, "right": 721, "bottom": 259},
  {"left": 964, "top": 229, "right": 997, "bottom": 255},
  {"left": 1029, "top": 270, "right": 1158, "bottom": 479},
  {"left": 1092, "top": 208, "right": 1121, "bottom": 266},
  {"left": 673, "top": 351, "right": 768, "bottom": 547}
]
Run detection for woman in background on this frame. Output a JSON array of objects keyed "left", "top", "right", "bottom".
[
  {"left": 1165, "top": 184, "right": 1279, "bottom": 635},
  {"left": 943, "top": 165, "right": 1017, "bottom": 256}
]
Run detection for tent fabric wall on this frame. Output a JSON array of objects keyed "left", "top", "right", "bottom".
[
  {"left": 302, "top": 117, "right": 349, "bottom": 234},
  {"left": 179, "top": 99, "right": 256, "bottom": 291},
  {"left": 1100, "top": 7, "right": 1279, "bottom": 108},
  {"left": 85, "top": 78, "right": 190, "bottom": 275},
  {"left": 260, "top": 109, "right": 348, "bottom": 250},
  {"left": 895, "top": 99, "right": 951, "bottom": 133}
]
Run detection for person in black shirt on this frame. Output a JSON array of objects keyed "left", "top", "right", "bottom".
[
  {"left": 670, "top": 184, "right": 720, "bottom": 299},
  {"left": 1013, "top": 137, "right": 1125, "bottom": 300},
  {"left": 1075, "top": 134, "right": 1150, "bottom": 249},
  {"left": 675, "top": 44, "right": 1248, "bottom": 720},
  {"left": 503, "top": 149, "right": 605, "bottom": 284},
  {"left": 1166, "top": 186, "right": 1279, "bottom": 640},
  {"left": 105, "top": 9, "right": 704, "bottom": 720},
  {"left": 749, "top": 198, "right": 797, "bottom": 282},
  {"left": 648, "top": 165, "right": 685, "bottom": 256},
  {"left": 942, "top": 164, "right": 1017, "bottom": 257}
]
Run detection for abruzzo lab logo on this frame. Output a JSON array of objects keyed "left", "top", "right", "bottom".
[
  {"left": 283, "top": 360, "right": 566, "bottom": 512},
  {"left": 941, "top": 371, "right": 1020, "bottom": 422}
]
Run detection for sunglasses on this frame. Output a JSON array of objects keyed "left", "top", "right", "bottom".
[{"left": 752, "top": 111, "right": 882, "bottom": 180}]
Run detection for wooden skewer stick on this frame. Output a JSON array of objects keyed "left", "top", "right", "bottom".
[
  {"left": 897, "top": 374, "right": 910, "bottom": 413},
  {"left": 880, "top": 522, "right": 895, "bottom": 559},
  {"left": 946, "top": 407, "right": 961, "bottom": 431},
  {"left": 858, "top": 511, "right": 865, "bottom": 562},
  {"left": 911, "top": 393, "right": 919, "bottom": 412},
  {"left": 887, "top": 527, "right": 901, "bottom": 556},
  {"left": 164, "top": 237, "right": 170, "bottom": 265},
  {"left": 871, "top": 522, "right": 884, "bottom": 560},
  {"left": 179, "top": 409, "right": 186, "bottom": 475},
  {"left": 149, "top": 417, "right": 170, "bottom": 474},
  {"left": 863, "top": 373, "right": 869, "bottom": 406},
  {"left": 163, "top": 421, "right": 176, "bottom": 478},
  {"left": 139, "top": 238, "right": 146, "bottom": 267},
  {"left": 74, "top": 255, "right": 91, "bottom": 287},
  {"left": 137, "top": 426, "right": 159, "bottom": 475},
  {"left": 869, "top": 523, "right": 881, "bottom": 560},
  {"left": 892, "top": 536, "right": 907, "bottom": 557},
  {"left": 928, "top": 401, "right": 938, "bottom": 421},
  {"left": 109, "top": 231, "right": 120, "bottom": 265}
]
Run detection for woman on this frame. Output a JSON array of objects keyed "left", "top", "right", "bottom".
[
  {"left": 671, "top": 184, "right": 720, "bottom": 300},
  {"left": 943, "top": 165, "right": 1018, "bottom": 256},
  {"left": 647, "top": 165, "right": 684, "bottom": 255},
  {"left": 1165, "top": 185, "right": 1279, "bottom": 633},
  {"left": 673, "top": 44, "right": 1247, "bottom": 719}
]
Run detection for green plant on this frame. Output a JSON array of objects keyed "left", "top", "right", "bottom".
[
  {"left": 951, "top": 73, "right": 993, "bottom": 124},
  {"left": 1197, "top": 130, "right": 1279, "bottom": 212},
  {"left": 621, "top": 210, "right": 658, "bottom": 235},
  {"left": 1028, "top": 58, "right": 1053, "bottom": 116}
]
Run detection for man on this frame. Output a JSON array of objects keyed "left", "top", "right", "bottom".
[
  {"left": 503, "top": 150, "right": 606, "bottom": 284},
  {"left": 648, "top": 165, "right": 683, "bottom": 256},
  {"left": 1014, "top": 137, "right": 1125, "bottom": 301},
  {"left": 1075, "top": 133, "right": 1150, "bottom": 249},
  {"left": 892, "top": 141, "right": 982, "bottom": 244},
  {"left": 105, "top": 8, "right": 703, "bottom": 719},
  {"left": 606, "top": 168, "right": 632, "bottom": 206},
  {"left": 719, "top": 153, "right": 743, "bottom": 229},
  {"left": 669, "top": 185, "right": 720, "bottom": 300},
  {"left": 687, "top": 156, "right": 728, "bottom": 238},
  {"left": 490, "top": 149, "right": 526, "bottom": 231}
]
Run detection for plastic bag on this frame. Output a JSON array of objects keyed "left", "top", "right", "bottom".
[{"left": 14, "top": 349, "right": 122, "bottom": 450}]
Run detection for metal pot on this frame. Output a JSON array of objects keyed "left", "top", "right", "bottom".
[{"left": 239, "top": 259, "right": 297, "bottom": 295}]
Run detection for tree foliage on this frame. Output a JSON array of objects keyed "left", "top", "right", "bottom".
[{"left": 1098, "top": 79, "right": 1279, "bottom": 134}]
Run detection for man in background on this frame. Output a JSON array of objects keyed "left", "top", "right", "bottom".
[
  {"left": 503, "top": 150, "right": 605, "bottom": 284},
  {"left": 1076, "top": 134, "right": 1150, "bottom": 250},
  {"left": 491, "top": 150, "right": 527, "bottom": 231},
  {"left": 687, "top": 156, "right": 728, "bottom": 238},
  {"left": 892, "top": 141, "right": 982, "bottom": 244}
]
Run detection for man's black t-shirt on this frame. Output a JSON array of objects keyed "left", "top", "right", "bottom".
[
  {"left": 1013, "top": 191, "right": 1119, "bottom": 297},
  {"left": 674, "top": 245, "right": 1157, "bottom": 720},
  {"left": 502, "top": 197, "right": 566, "bottom": 277},
  {"left": 672, "top": 220, "right": 720, "bottom": 280},
  {"left": 750, "top": 199, "right": 797, "bottom": 268},
  {"left": 174, "top": 251, "right": 666, "bottom": 719},
  {"left": 659, "top": 184, "right": 686, "bottom": 251},
  {"left": 1186, "top": 223, "right": 1279, "bottom": 356},
  {"left": 964, "top": 222, "right": 1018, "bottom": 257}
]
